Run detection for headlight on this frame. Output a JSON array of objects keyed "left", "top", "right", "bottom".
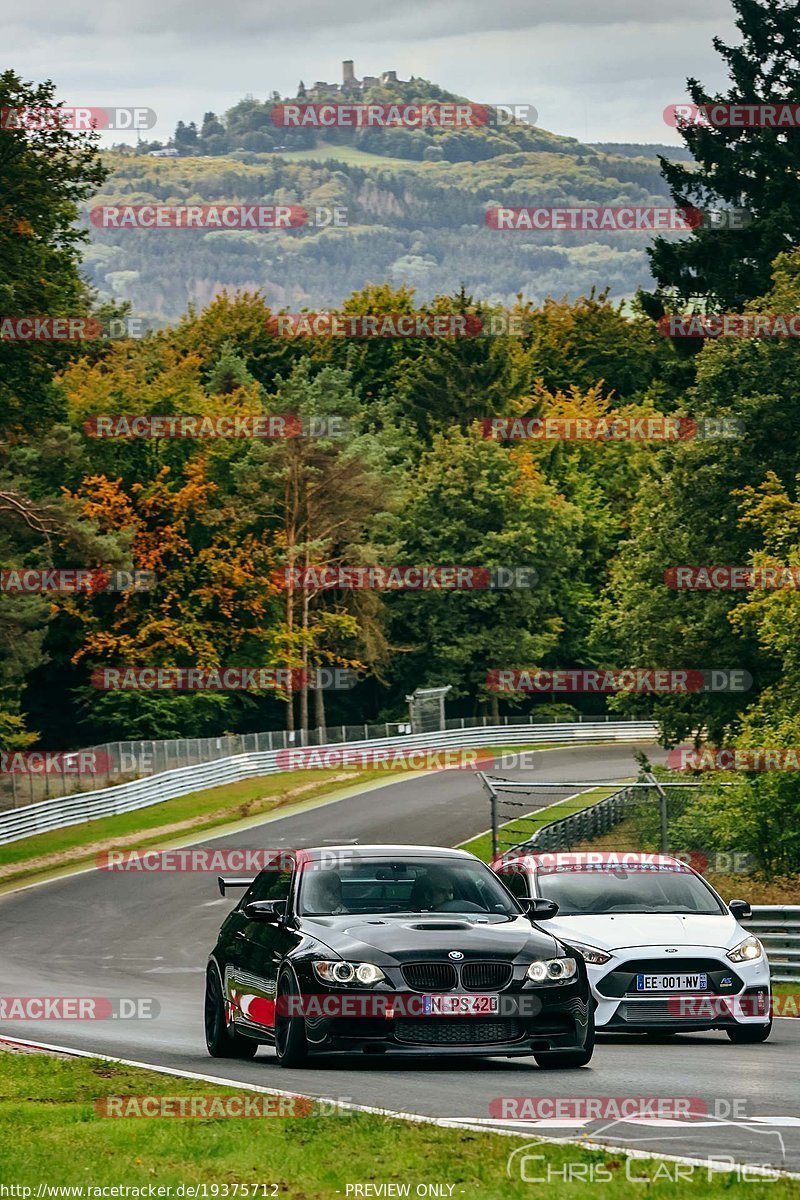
[
  {"left": 313, "top": 960, "right": 387, "bottom": 986},
  {"left": 566, "top": 941, "right": 613, "bottom": 966},
  {"left": 526, "top": 957, "right": 578, "bottom": 984},
  {"left": 727, "top": 936, "right": 763, "bottom": 963}
]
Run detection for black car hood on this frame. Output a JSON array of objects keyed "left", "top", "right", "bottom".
[{"left": 301, "top": 914, "right": 561, "bottom": 964}]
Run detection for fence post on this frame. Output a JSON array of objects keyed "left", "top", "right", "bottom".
[{"left": 646, "top": 772, "right": 669, "bottom": 854}]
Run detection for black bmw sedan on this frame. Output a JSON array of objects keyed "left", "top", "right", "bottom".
[{"left": 204, "top": 844, "right": 594, "bottom": 1068}]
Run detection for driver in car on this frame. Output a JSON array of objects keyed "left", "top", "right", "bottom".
[
  {"left": 428, "top": 868, "right": 456, "bottom": 909},
  {"left": 306, "top": 869, "right": 349, "bottom": 914}
]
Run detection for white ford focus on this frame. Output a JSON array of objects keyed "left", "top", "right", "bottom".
[{"left": 492, "top": 851, "right": 771, "bottom": 1042}]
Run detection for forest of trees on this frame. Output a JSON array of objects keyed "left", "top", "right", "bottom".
[
  {"left": 79, "top": 143, "right": 676, "bottom": 319},
  {"left": 4, "top": 0, "right": 800, "bottom": 872}
]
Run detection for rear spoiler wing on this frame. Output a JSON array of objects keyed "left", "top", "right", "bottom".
[{"left": 218, "top": 876, "right": 255, "bottom": 897}]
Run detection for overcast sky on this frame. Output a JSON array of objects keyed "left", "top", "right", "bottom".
[{"left": 6, "top": 0, "right": 738, "bottom": 145}]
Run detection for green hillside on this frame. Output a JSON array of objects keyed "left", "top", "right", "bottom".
[{"left": 85, "top": 77, "right": 683, "bottom": 320}]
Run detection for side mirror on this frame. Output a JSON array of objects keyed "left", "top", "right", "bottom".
[
  {"left": 729, "top": 899, "right": 752, "bottom": 921},
  {"left": 243, "top": 900, "right": 286, "bottom": 924},
  {"left": 524, "top": 897, "right": 559, "bottom": 921}
]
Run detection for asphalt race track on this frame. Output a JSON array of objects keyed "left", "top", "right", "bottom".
[{"left": 2, "top": 742, "right": 799, "bottom": 1176}]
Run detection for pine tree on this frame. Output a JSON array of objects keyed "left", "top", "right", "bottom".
[
  {"left": 206, "top": 341, "right": 255, "bottom": 395},
  {"left": 643, "top": 0, "right": 800, "bottom": 315}
]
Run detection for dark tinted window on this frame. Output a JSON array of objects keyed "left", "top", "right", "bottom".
[
  {"left": 299, "top": 857, "right": 519, "bottom": 917},
  {"left": 535, "top": 867, "right": 724, "bottom": 915},
  {"left": 243, "top": 864, "right": 294, "bottom": 905}
]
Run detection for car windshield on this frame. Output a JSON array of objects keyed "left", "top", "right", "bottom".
[
  {"left": 535, "top": 867, "right": 725, "bottom": 916},
  {"left": 298, "top": 857, "right": 520, "bottom": 918}
]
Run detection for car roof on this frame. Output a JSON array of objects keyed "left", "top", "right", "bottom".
[{"left": 297, "top": 844, "right": 475, "bottom": 861}]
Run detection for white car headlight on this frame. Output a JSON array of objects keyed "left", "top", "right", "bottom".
[
  {"left": 526, "top": 957, "right": 578, "bottom": 984},
  {"left": 567, "top": 941, "right": 613, "bottom": 966},
  {"left": 313, "top": 960, "right": 386, "bottom": 986},
  {"left": 727, "top": 936, "right": 763, "bottom": 963}
]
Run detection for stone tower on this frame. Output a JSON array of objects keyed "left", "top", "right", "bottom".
[{"left": 342, "top": 60, "right": 355, "bottom": 85}]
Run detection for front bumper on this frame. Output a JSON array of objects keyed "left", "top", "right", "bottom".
[
  {"left": 299, "top": 986, "right": 592, "bottom": 1056},
  {"left": 586, "top": 950, "right": 771, "bottom": 1031}
]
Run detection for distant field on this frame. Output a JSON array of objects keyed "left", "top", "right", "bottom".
[
  {"left": 103, "top": 143, "right": 428, "bottom": 173},
  {"left": 265, "top": 141, "right": 427, "bottom": 169}
]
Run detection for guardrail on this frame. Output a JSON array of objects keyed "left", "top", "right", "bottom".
[
  {"left": 743, "top": 907, "right": 800, "bottom": 984},
  {"left": 0, "top": 712, "right": 650, "bottom": 810},
  {"left": 0, "top": 719, "right": 659, "bottom": 847}
]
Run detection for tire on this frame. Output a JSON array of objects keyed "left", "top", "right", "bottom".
[
  {"left": 204, "top": 965, "right": 258, "bottom": 1059},
  {"left": 533, "top": 1011, "right": 595, "bottom": 1069},
  {"left": 274, "top": 968, "right": 308, "bottom": 1067},
  {"left": 726, "top": 1019, "right": 772, "bottom": 1044}
]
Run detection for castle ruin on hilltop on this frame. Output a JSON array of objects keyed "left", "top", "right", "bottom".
[{"left": 300, "top": 62, "right": 409, "bottom": 99}]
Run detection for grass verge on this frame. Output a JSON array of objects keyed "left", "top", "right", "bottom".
[{"left": 1, "top": 1046, "right": 795, "bottom": 1195}]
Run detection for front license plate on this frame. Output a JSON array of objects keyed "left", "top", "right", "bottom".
[
  {"left": 635, "top": 973, "right": 708, "bottom": 992},
  {"left": 422, "top": 994, "right": 499, "bottom": 1016}
]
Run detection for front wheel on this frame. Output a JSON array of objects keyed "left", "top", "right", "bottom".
[
  {"left": 274, "top": 969, "right": 308, "bottom": 1067},
  {"left": 533, "top": 1013, "right": 595, "bottom": 1069},
  {"left": 726, "top": 1019, "right": 772, "bottom": 1044},
  {"left": 204, "top": 966, "right": 258, "bottom": 1059}
]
